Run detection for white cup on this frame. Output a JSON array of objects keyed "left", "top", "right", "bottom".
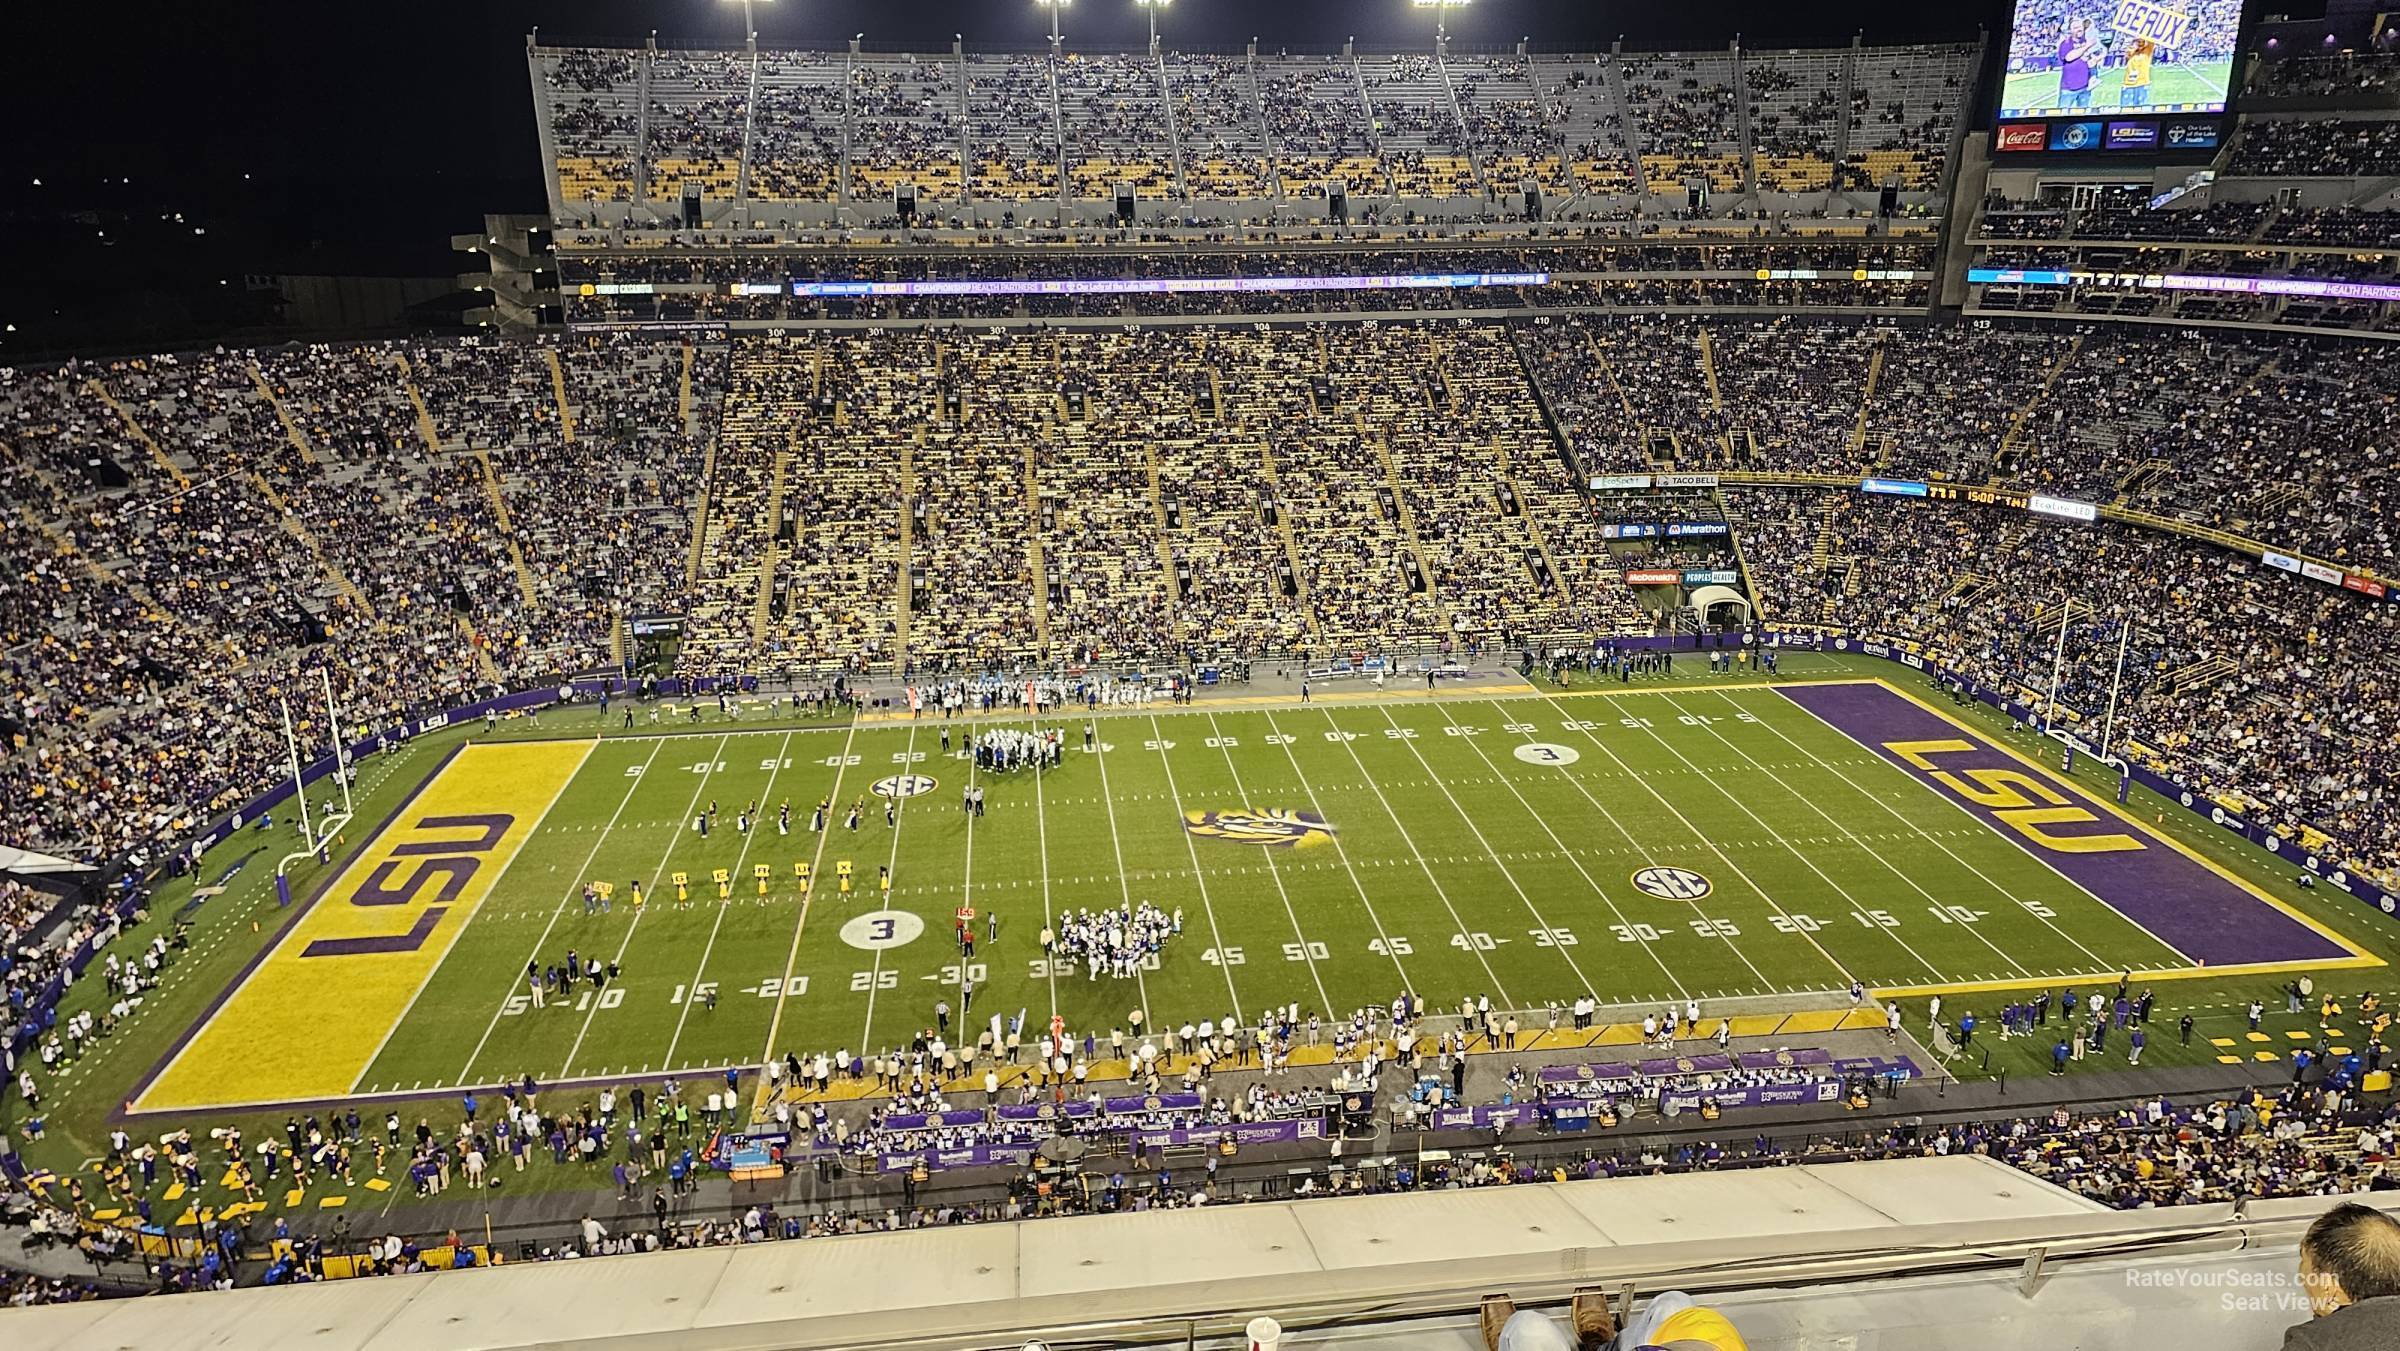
[{"left": 1247, "top": 1315, "right": 1283, "bottom": 1350}]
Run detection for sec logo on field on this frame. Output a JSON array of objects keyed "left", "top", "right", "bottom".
[
  {"left": 1632, "top": 866, "right": 1713, "bottom": 901},
  {"left": 872, "top": 774, "right": 938, "bottom": 799}
]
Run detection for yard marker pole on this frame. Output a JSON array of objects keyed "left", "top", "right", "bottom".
[
  {"left": 280, "top": 697, "right": 315, "bottom": 855},
  {"left": 2044, "top": 597, "right": 2071, "bottom": 732},
  {"left": 2099, "top": 621, "right": 2131, "bottom": 760}
]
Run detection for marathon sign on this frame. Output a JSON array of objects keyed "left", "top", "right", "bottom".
[{"left": 1602, "top": 522, "right": 1730, "bottom": 540}]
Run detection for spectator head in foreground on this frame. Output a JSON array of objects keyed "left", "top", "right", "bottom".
[
  {"left": 1484, "top": 1288, "right": 1745, "bottom": 1351},
  {"left": 2290, "top": 1203, "right": 2400, "bottom": 1349}
]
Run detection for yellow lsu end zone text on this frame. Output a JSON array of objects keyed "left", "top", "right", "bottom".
[{"left": 135, "top": 741, "right": 592, "bottom": 1113}]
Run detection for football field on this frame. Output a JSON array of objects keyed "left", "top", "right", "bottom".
[
  {"left": 1999, "top": 61, "right": 2232, "bottom": 118},
  {"left": 126, "top": 677, "right": 2373, "bottom": 1118}
]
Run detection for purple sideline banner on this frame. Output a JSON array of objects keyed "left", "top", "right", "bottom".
[
  {"left": 879, "top": 1143, "right": 1043, "bottom": 1173},
  {"left": 1792, "top": 633, "right": 2400, "bottom": 936},
  {"left": 875, "top": 1117, "right": 1328, "bottom": 1171},
  {"left": 1639, "top": 1053, "right": 1733, "bottom": 1076},
  {"left": 1102, "top": 1091, "right": 1204, "bottom": 1115},
  {"left": 1431, "top": 1102, "right": 1552, "bottom": 1131},
  {"left": 1660, "top": 1081, "right": 1845, "bottom": 1112},
  {"left": 995, "top": 1101, "right": 1098, "bottom": 1122},
  {"left": 881, "top": 1110, "right": 987, "bottom": 1131},
  {"left": 1540, "top": 1048, "right": 1832, "bottom": 1086},
  {"left": 1132, "top": 1119, "right": 1325, "bottom": 1149}
]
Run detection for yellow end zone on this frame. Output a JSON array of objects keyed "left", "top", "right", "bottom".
[{"left": 134, "top": 740, "right": 592, "bottom": 1114}]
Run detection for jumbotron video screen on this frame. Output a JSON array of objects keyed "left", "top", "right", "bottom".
[{"left": 2000, "top": 0, "right": 2244, "bottom": 118}]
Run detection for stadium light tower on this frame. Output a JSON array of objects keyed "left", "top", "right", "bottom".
[
  {"left": 720, "top": 0, "right": 772, "bottom": 42},
  {"left": 1413, "top": 0, "right": 1469, "bottom": 51},
  {"left": 1036, "top": 0, "right": 1069, "bottom": 48},
  {"left": 1136, "top": 0, "right": 1169, "bottom": 54}
]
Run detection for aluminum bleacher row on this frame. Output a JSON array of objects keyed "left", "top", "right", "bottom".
[{"left": 530, "top": 37, "right": 1979, "bottom": 224}]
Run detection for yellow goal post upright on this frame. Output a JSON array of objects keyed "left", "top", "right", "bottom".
[{"left": 271, "top": 667, "right": 356, "bottom": 910}]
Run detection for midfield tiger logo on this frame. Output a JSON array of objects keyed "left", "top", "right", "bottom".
[{"left": 1182, "top": 809, "right": 1338, "bottom": 848}]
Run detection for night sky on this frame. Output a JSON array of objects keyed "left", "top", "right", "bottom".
[{"left": 2, "top": 0, "right": 2017, "bottom": 354}]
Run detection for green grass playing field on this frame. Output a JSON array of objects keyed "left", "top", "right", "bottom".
[
  {"left": 117, "top": 667, "right": 2366, "bottom": 1120},
  {"left": 2000, "top": 61, "right": 2232, "bottom": 117},
  {"left": 19, "top": 655, "right": 2400, "bottom": 1221}
]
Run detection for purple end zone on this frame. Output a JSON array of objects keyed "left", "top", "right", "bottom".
[{"left": 1778, "top": 682, "right": 2344, "bottom": 968}]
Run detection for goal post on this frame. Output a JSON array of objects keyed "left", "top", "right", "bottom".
[{"left": 271, "top": 668, "right": 358, "bottom": 907}]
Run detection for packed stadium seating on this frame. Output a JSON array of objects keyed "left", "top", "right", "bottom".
[
  {"left": 2247, "top": 50, "right": 2400, "bottom": 100},
  {"left": 15, "top": 21, "right": 2400, "bottom": 1332},
  {"left": 532, "top": 38, "right": 1981, "bottom": 222},
  {"left": 9, "top": 301, "right": 2398, "bottom": 884},
  {"left": 1729, "top": 489, "right": 2400, "bottom": 875}
]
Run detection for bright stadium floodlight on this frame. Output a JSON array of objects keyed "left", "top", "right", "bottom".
[
  {"left": 720, "top": 0, "right": 773, "bottom": 42},
  {"left": 1035, "top": 0, "right": 1069, "bottom": 47},
  {"left": 1411, "top": 0, "right": 1470, "bottom": 45},
  {"left": 1135, "top": 0, "right": 1170, "bottom": 52}
]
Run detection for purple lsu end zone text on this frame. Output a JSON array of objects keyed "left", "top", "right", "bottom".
[{"left": 1778, "top": 682, "right": 2343, "bottom": 968}]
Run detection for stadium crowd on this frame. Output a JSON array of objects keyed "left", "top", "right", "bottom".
[
  {"left": 16, "top": 1035, "right": 2397, "bottom": 1297},
  {"left": 535, "top": 39, "right": 1977, "bottom": 216},
  {"left": 9, "top": 310, "right": 2400, "bottom": 888}
]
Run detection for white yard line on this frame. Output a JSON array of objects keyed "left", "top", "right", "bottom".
[
  {"left": 1081, "top": 714, "right": 1154, "bottom": 1024},
  {"left": 1481, "top": 697, "right": 1766, "bottom": 993},
  {"left": 1258, "top": 708, "right": 1416, "bottom": 996},
  {"left": 1592, "top": 691, "right": 1957, "bottom": 983},
  {"left": 1527, "top": 688, "right": 1859, "bottom": 988},
  {"left": 1145, "top": 712, "right": 1247, "bottom": 1021},
  {"left": 556, "top": 734, "right": 734, "bottom": 1077},
  {"left": 1309, "top": 707, "right": 1516, "bottom": 1009},
  {"left": 750, "top": 720, "right": 863, "bottom": 1096},
  {"left": 1667, "top": 692, "right": 2036, "bottom": 979},
  {"left": 1202, "top": 711, "right": 1334, "bottom": 1016},
  {"left": 660, "top": 730, "right": 798, "bottom": 1067},
  {"left": 1366, "top": 703, "right": 1601, "bottom": 1000},
  {"left": 453, "top": 738, "right": 664, "bottom": 1083},
  {"left": 1430, "top": 700, "right": 1690, "bottom": 1001},
  {"left": 1025, "top": 709, "right": 1072, "bottom": 1026},
  {"left": 347, "top": 739, "right": 597, "bottom": 1095},
  {"left": 1743, "top": 688, "right": 2182, "bottom": 968},
  {"left": 857, "top": 724, "right": 920, "bottom": 1049}
]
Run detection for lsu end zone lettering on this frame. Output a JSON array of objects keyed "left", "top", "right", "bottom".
[
  {"left": 133, "top": 741, "right": 592, "bottom": 1113},
  {"left": 1778, "top": 680, "right": 2359, "bottom": 971}
]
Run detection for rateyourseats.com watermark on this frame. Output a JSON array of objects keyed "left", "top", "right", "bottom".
[{"left": 2126, "top": 1268, "right": 2313, "bottom": 1312}]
